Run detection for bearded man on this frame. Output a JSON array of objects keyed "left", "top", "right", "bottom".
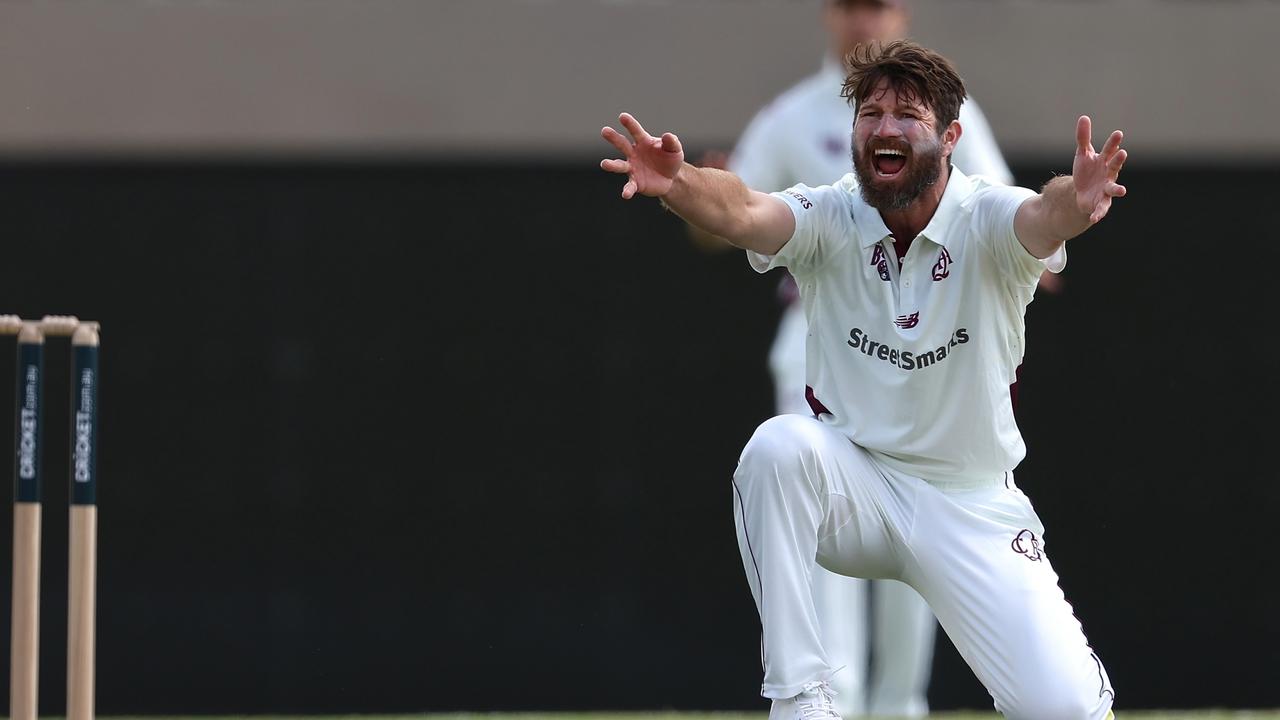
[{"left": 600, "top": 40, "right": 1125, "bottom": 720}]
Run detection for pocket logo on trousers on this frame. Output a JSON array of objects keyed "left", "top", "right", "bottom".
[{"left": 1012, "top": 529, "right": 1043, "bottom": 562}]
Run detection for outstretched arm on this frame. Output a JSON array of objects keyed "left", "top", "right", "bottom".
[
  {"left": 1014, "top": 115, "right": 1128, "bottom": 259},
  {"left": 600, "top": 113, "right": 795, "bottom": 256},
  {"left": 684, "top": 151, "right": 737, "bottom": 254}
]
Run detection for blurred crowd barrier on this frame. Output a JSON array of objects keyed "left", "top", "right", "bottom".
[{"left": 0, "top": 0, "right": 1277, "bottom": 160}]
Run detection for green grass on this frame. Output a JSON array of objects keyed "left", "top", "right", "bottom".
[
  {"left": 94, "top": 707, "right": 1280, "bottom": 712},
  {"left": 407, "top": 707, "right": 1280, "bottom": 712}
]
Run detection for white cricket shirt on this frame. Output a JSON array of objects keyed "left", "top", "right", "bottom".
[
  {"left": 728, "top": 57, "right": 1017, "bottom": 419},
  {"left": 748, "top": 168, "right": 1065, "bottom": 484}
]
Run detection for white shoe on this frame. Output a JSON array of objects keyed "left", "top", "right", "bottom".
[{"left": 768, "top": 680, "right": 841, "bottom": 720}]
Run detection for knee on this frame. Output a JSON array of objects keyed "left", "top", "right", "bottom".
[
  {"left": 737, "top": 415, "right": 820, "bottom": 468},
  {"left": 734, "top": 415, "right": 828, "bottom": 488}
]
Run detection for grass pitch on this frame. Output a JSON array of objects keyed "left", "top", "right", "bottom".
[
  {"left": 420, "top": 713, "right": 1280, "bottom": 720},
  {"left": 97, "top": 707, "right": 1280, "bottom": 712},
  {"left": 404, "top": 707, "right": 1280, "bottom": 712}
]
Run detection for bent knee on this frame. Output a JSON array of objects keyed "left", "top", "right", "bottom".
[
  {"left": 736, "top": 415, "right": 826, "bottom": 472},
  {"left": 733, "top": 415, "right": 837, "bottom": 502}
]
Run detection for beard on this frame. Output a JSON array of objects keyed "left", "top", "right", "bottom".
[{"left": 852, "top": 133, "right": 946, "bottom": 211}]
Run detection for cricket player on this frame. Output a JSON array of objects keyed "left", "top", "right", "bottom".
[
  {"left": 695, "top": 1, "right": 1023, "bottom": 715},
  {"left": 600, "top": 40, "right": 1123, "bottom": 720}
]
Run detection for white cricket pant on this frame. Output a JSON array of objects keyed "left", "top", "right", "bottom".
[
  {"left": 809, "top": 509, "right": 937, "bottom": 718},
  {"left": 732, "top": 415, "right": 1114, "bottom": 719},
  {"left": 770, "top": 303, "right": 935, "bottom": 717}
]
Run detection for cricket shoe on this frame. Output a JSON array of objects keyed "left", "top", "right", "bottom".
[{"left": 768, "top": 680, "right": 840, "bottom": 720}]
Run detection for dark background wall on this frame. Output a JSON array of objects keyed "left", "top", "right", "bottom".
[{"left": 0, "top": 159, "right": 1274, "bottom": 714}]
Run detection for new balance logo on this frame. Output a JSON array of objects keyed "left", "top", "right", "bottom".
[{"left": 894, "top": 312, "right": 920, "bottom": 329}]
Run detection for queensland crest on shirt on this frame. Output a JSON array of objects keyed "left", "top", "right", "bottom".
[{"left": 932, "top": 248, "right": 952, "bottom": 281}]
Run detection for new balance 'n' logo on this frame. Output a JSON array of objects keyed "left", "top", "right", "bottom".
[{"left": 894, "top": 312, "right": 920, "bottom": 329}]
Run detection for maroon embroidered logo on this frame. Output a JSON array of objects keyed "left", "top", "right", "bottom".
[
  {"left": 932, "top": 248, "right": 952, "bottom": 281},
  {"left": 1012, "top": 529, "right": 1043, "bottom": 561},
  {"left": 870, "top": 246, "right": 891, "bottom": 281},
  {"left": 894, "top": 312, "right": 920, "bottom": 329}
]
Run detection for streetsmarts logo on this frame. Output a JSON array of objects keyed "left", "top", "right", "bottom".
[{"left": 847, "top": 327, "right": 969, "bottom": 371}]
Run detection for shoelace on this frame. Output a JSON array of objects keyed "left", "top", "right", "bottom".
[{"left": 795, "top": 680, "right": 839, "bottom": 720}]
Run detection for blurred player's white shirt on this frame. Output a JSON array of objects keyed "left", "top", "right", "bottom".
[
  {"left": 730, "top": 58, "right": 1013, "bottom": 193},
  {"left": 750, "top": 169, "right": 1064, "bottom": 484}
]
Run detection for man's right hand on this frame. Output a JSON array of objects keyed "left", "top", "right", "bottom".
[
  {"left": 600, "top": 113, "right": 685, "bottom": 199},
  {"left": 600, "top": 112, "right": 796, "bottom": 255}
]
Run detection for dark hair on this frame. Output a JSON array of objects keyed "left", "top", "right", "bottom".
[{"left": 840, "top": 40, "right": 967, "bottom": 133}]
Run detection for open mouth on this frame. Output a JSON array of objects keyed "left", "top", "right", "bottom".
[{"left": 872, "top": 148, "right": 908, "bottom": 178}]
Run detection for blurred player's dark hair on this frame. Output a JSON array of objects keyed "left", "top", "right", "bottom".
[{"left": 841, "top": 39, "right": 967, "bottom": 133}]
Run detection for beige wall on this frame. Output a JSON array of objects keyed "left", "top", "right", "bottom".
[{"left": 1, "top": 0, "right": 1276, "bottom": 159}]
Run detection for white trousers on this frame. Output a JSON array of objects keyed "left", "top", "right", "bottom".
[
  {"left": 770, "top": 303, "right": 935, "bottom": 717},
  {"left": 732, "top": 415, "right": 1114, "bottom": 720}
]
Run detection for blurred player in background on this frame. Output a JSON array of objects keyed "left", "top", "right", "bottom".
[{"left": 690, "top": 1, "right": 1046, "bottom": 716}]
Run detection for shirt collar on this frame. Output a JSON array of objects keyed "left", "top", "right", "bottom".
[
  {"left": 852, "top": 195, "right": 894, "bottom": 249},
  {"left": 851, "top": 164, "right": 974, "bottom": 249}
]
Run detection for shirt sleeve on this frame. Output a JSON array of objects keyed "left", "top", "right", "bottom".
[
  {"left": 971, "top": 184, "right": 1066, "bottom": 286},
  {"left": 746, "top": 182, "right": 851, "bottom": 277},
  {"left": 728, "top": 105, "right": 790, "bottom": 193},
  {"left": 953, "top": 100, "right": 1014, "bottom": 186}
]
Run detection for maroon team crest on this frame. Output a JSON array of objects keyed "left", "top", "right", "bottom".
[
  {"left": 894, "top": 312, "right": 920, "bottom": 329},
  {"left": 932, "top": 248, "right": 952, "bottom": 281},
  {"left": 1012, "top": 529, "right": 1043, "bottom": 561},
  {"left": 870, "top": 245, "right": 891, "bottom": 281}
]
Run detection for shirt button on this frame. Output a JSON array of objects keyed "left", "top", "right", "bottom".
[{"left": 904, "top": 280, "right": 912, "bottom": 287}]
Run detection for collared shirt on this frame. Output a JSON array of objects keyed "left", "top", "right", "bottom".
[{"left": 749, "top": 168, "right": 1065, "bottom": 483}]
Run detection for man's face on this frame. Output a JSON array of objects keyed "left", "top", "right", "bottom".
[
  {"left": 824, "top": 0, "right": 909, "bottom": 58},
  {"left": 851, "top": 79, "right": 953, "bottom": 211}
]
